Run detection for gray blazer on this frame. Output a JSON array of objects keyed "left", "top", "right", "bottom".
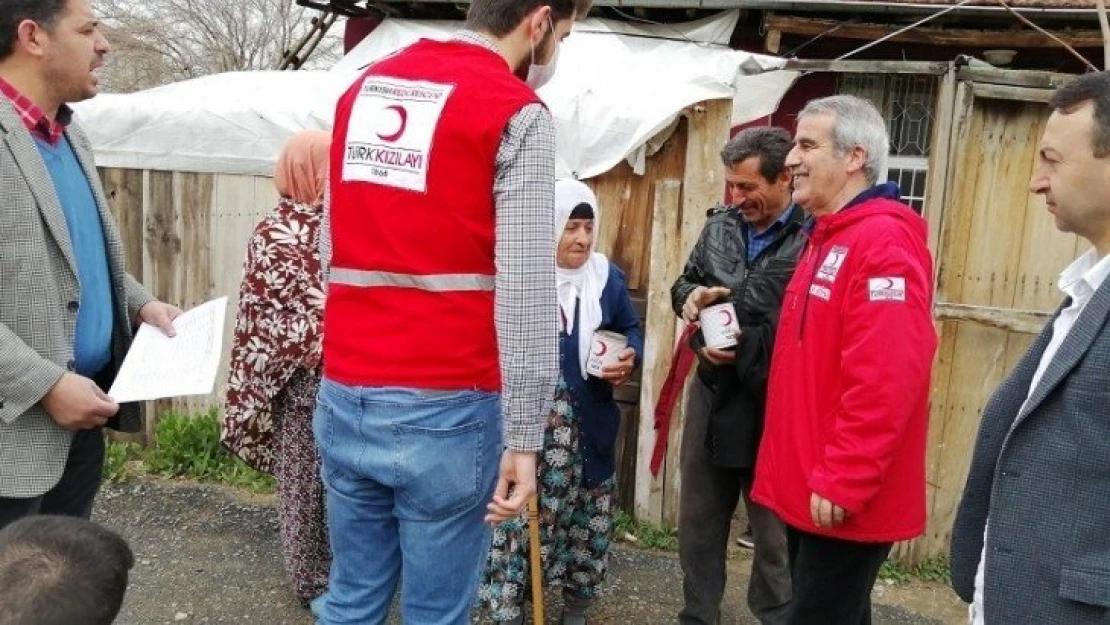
[
  {"left": 0, "top": 98, "right": 153, "bottom": 498},
  {"left": 950, "top": 277, "right": 1110, "bottom": 624}
]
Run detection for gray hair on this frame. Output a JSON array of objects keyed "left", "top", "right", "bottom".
[{"left": 798, "top": 95, "right": 890, "bottom": 186}]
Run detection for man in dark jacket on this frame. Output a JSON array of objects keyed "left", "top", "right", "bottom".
[{"left": 672, "top": 127, "right": 807, "bottom": 625}]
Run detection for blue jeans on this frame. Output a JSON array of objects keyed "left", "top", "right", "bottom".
[{"left": 312, "top": 378, "right": 502, "bottom": 625}]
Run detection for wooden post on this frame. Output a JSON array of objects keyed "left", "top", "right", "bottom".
[
  {"left": 663, "top": 99, "right": 732, "bottom": 526},
  {"left": 143, "top": 170, "right": 181, "bottom": 442},
  {"left": 180, "top": 173, "right": 214, "bottom": 311},
  {"left": 923, "top": 63, "right": 958, "bottom": 268},
  {"left": 1097, "top": 0, "right": 1110, "bottom": 69},
  {"left": 527, "top": 495, "right": 545, "bottom": 624},
  {"left": 765, "top": 29, "right": 782, "bottom": 55},
  {"left": 632, "top": 99, "right": 732, "bottom": 526},
  {"left": 634, "top": 179, "right": 683, "bottom": 525},
  {"left": 100, "top": 168, "right": 145, "bottom": 278},
  {"left": 179, "top": 172, "right": 216, "bottom": 416},
  {"left": 100, "top": 167, "right": 147, "bottom": 445}
]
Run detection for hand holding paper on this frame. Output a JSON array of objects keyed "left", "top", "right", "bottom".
[{"left": 108, "top": 297, "right": 228, "bottom": 403}]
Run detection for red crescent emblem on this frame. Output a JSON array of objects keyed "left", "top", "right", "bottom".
[
  {"left": 718, "top": 309, "right": 734, "bottom": 327},
  {"left": 594, "top": 341, "right": 608, "bottom": 357},
  {"left": 376, "top": 105, "right": 408, "bottom": 142}
]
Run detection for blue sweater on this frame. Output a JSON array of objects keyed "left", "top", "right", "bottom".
[
  {"left": 561, "top": 263, "right": 645, "bottom": 488},
  {"left": 34, "top": 135, "right": 113, "bottom": 376}
]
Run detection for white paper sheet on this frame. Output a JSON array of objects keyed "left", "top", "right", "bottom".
[{"left": 108, "top": 297, "right": 228, "bottom": 403}]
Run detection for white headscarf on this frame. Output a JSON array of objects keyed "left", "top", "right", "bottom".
[{"left": 555, "top": 179, "right": 611, "bottom": 379}]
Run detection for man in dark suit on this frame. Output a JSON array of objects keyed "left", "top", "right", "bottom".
[
  {"left": 0, "top": 0, "right": 179, "bottom": 528},
  {"left": 951, "top": 71, "right": 1110, "bottom": 624}
]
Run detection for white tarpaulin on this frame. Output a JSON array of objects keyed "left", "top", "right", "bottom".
[{"left": 74, "top": 10, "right": 796, "bottom": 178}]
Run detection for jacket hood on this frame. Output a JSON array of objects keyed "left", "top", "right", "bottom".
[{"left": 811, "top": 183, "right": 927, "bottom": 244}]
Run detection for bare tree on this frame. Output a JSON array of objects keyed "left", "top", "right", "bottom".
[{"left": 96, "top": 0, "right": 342, "bottom": 92}]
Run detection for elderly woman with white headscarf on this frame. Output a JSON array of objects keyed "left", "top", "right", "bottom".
[{"left": 480, "top": 180, "right": 645, "bottom": 625}]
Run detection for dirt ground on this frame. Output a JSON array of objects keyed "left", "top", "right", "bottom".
[{"left": 95, "top": 479, "right": 967, "bottom": 625}]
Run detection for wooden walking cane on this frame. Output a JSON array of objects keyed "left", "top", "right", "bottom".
[{"left": 527, "top": 493, "right": 545, "bottom": 624}]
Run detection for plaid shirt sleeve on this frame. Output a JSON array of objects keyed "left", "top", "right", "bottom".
[
  {"left": 494, "top": 103, "right": 559, "bottom": 452},
  {"left": 319, "top": 183, "right": 332, "bottom": 280}
]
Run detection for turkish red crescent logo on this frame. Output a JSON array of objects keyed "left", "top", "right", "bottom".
[
  {"left": 376, "top": 105, "right": 408, "bottom": 142},
  {"left": 718, "top": 308, "right": 734, "bottom": 327},
  {"left": 594, "top": 341, "right": 608, "bottom": 357}
]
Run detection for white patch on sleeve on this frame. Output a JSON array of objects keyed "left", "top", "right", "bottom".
[
  {"left": 868, "top": 277, "right": 906, "bottom": 302},
  {"left": 816, "top": 246, "right": 849, "bottom": 283},
  {"left": 342, "top": 76, "right": 454, "bottom": 193},
  {"left": 809, "top": 284, "right": 832, "bottom": 301}
]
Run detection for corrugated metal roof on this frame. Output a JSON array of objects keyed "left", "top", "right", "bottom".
[
  {"left": 368, "top": 0, "right": 1099, "bottom": 7},
  {"left": 850, "top": 0, "right": 1098, "bottom": 8},
  {"left": 341, "top": 0, "right": 1103, "bottom": 15}
]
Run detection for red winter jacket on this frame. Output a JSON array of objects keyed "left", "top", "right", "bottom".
[{"left": 751, "top": 187, "right": 937, "bottom": 543}]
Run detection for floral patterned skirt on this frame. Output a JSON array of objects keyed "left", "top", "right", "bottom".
[
  {"left": 272, "top": 369, "right": 331, "bottom": 605},
  {"left": 478, "top": 377, "right": 617, "bottom": 621}
]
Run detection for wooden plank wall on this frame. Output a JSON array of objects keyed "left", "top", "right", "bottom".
[
  {"left": 589, "top": 115, "right": 690, "bottom": 512},
  {"left": 99, "top": 168, "right": 278, "bottom": 440},
  {"left": 898, "top": 87, "right": 1082, "bottom": 564},
  {"left": 629, "top": 99, "right": 733, "bottom": 527}
]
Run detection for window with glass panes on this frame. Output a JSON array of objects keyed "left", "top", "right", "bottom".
[{"left": 837, "top": 73, "right": 938, "bottom": 213}]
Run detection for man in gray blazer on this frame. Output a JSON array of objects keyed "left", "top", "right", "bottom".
[
  {"left": 0, "top": 0, "right": 180, "bottom": 528},
  {"left": 951, "top": 71, "right": 1110, "bottom": 624}
]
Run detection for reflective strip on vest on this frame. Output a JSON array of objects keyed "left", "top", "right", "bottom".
[{"left": 329, "top": 268, "right": 495, "bottom": 292}]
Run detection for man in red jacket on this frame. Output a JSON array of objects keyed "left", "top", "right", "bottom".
[{"left": 752, "top": 95, "right": 937, "bottom": 625}]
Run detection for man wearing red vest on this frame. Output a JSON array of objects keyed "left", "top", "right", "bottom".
[
  {"left": 752, "top": 95, "right": 937, "bottom": 624},
  {"left": 316, "top": 1, "right": 591, "bottom": 623}
]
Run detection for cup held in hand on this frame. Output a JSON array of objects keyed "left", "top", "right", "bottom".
[
  {"left": 586, "top": 330, "right": 628, "bottom": 377},
  {"left": 699, "top": 302, "right": 739, "bottom": 349}
]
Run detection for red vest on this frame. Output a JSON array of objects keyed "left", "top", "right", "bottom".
[{"left": 325, "top": 38, "right": 540, "bottom": 391}]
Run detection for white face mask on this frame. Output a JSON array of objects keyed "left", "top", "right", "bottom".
[{"left": 525, "top": 18, "right": 560, "bottom": 91}]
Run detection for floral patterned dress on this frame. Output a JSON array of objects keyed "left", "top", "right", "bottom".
[
  {"left": 222, "top": 199, "right": 330, "bottom": 605},
  {"left": 478, "top": 377, "right": 618, "bottom": 622}
]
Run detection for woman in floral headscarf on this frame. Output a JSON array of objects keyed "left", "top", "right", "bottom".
[
  {"left": 480, "top": 179, "right": 645, "bottom": 625},
  {"left": 222, "top": 130, "right": 331, "bottom": 606}
]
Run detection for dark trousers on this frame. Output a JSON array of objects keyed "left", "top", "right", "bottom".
[
  {"left": 679, "top": 377, "right": 792, "bottom": 625},
  {"left": 0, "top": 428, "right": 105, "bottom": 530},
  {"left": 785, "top": 527, "right": 892, "bottom": 625}
]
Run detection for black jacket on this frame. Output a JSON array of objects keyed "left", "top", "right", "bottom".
[{"left": 670, "top": 204, "right": 809, "bottom": 468}]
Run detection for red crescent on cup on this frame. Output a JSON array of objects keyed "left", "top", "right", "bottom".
[
  {"left": 594, "top": 341, "right": 608, "bottom": 357},
  {"left": 376, "top": 105, "right": 408, "bottom": 142},
  {"left": 718, "top": 309, "right": 734, "bottom": 327}
]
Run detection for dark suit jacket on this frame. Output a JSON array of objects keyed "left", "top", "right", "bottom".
[
  {"left": 951, "top": 273, "right": 1110, "bottom": 624},
  {"left": 0, "top": 98, "right": 153, "bottom": 498}
]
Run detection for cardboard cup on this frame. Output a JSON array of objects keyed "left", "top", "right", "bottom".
[
  {"left": 586, "top": 330, "right": 628, "bottom": 378},
  {"left": 699, "top": 302, "right": 739, "bottom": 349}
]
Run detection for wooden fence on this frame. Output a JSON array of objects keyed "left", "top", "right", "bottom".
[
  {"left": 897, "top": 64, "right": 1080, "bottom": 564},
  {"left": 100, "top": 168, "right": 280, "bottom": 440}
]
